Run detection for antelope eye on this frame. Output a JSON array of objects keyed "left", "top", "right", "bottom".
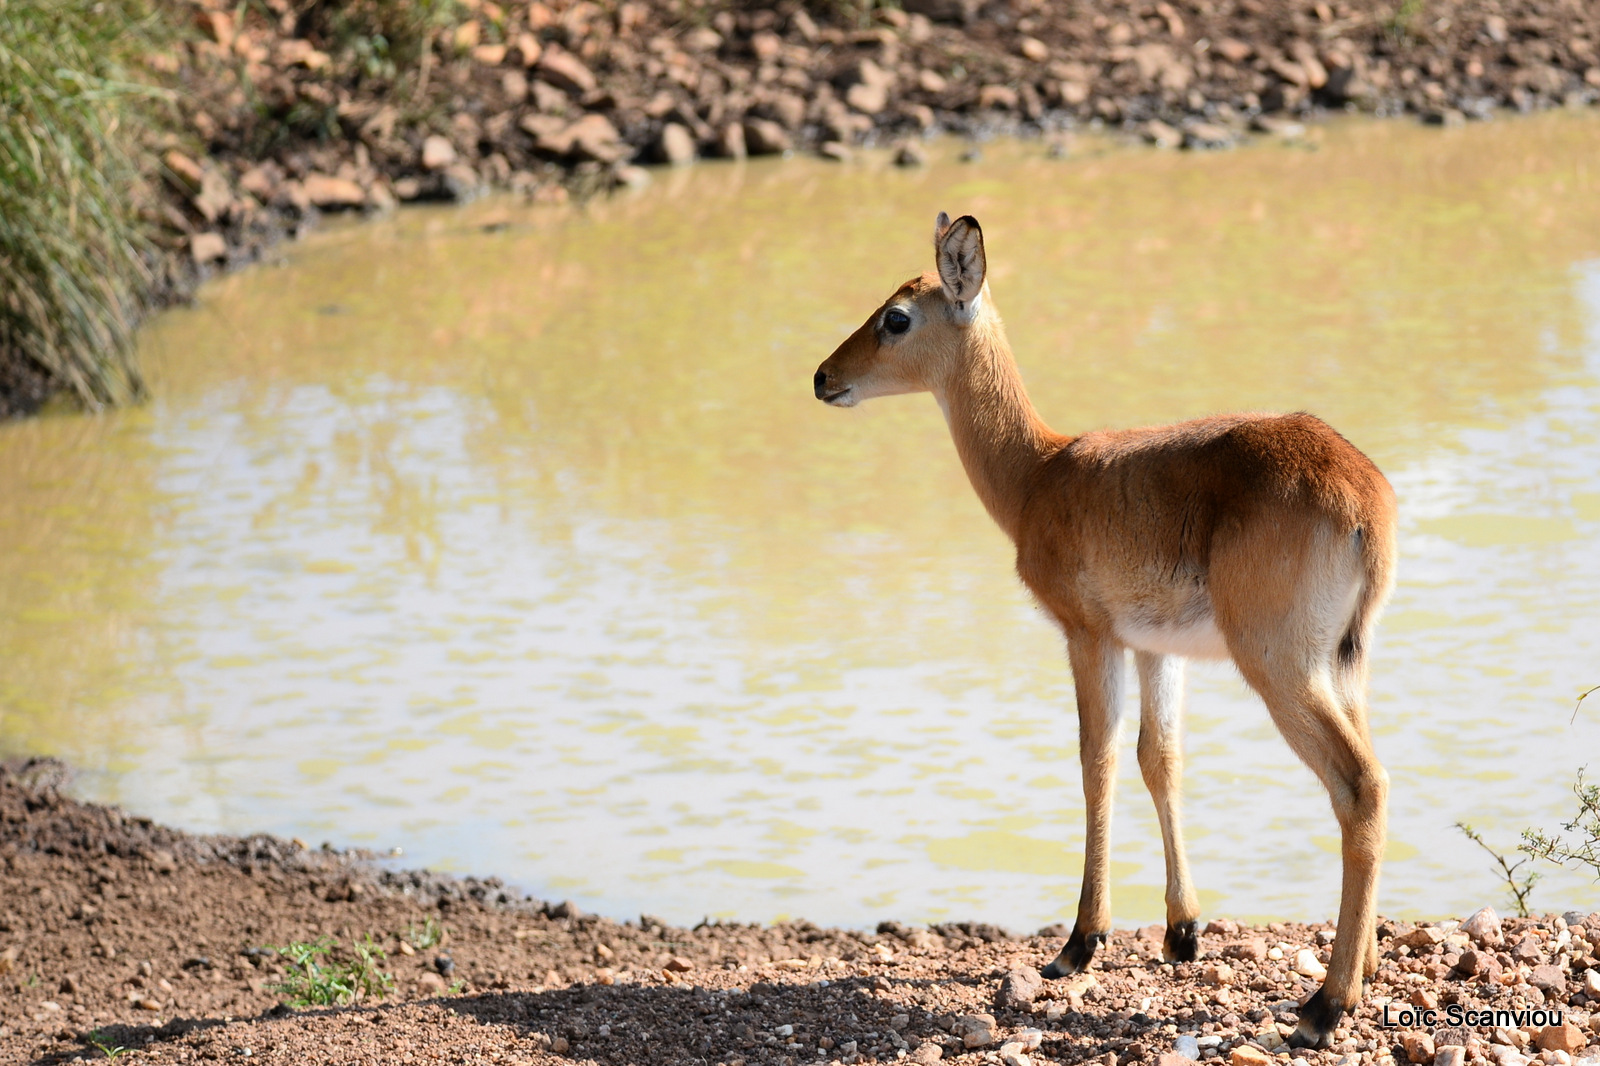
[{"left": 884, "top": 309, "right": 912, "bottom": 334}]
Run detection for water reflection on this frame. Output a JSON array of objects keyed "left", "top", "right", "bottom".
[{"left": 2, "top": 112, "right": 1599, "bottom": 928}]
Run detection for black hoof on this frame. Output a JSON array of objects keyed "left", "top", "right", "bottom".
[
  {"left": 1163, "top": 920, "right": 1199, "bottom": 963},
  {"left": 1042, "top": 928, "right": 1106, "bottom": 978},
  {"left": 1286, "top": 987, "right": 1343, "bottom": 1050}
]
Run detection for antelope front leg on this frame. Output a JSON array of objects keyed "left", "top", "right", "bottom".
[
  {"left": 1043, "top": 636, "right": 1124, "bottom": 979},
  {"left": 1135, "top": 651, "right": 1201, "bottom": 963}
]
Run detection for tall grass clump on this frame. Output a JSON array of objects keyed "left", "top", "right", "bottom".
[{"left": 0, "top": 0, "right": 159, "bottom": 415}]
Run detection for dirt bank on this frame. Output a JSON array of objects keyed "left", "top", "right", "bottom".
[
  {"left": 3, "top": 759, "right": 1598, "bottom": 1066},
  {"left": 4, "top": 0, "right": 1600, "bottom": 418},
  {"left": 154, "top": 0, "right": 1600, "bottom": 278}
]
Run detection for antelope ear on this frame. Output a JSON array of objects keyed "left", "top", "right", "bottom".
[{"left": 934, "top": 213, "right": 986, "bottom": 311}]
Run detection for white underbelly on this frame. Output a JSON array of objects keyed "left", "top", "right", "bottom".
[{"left": 1117, "top": 616, "right": 1231, "bottom": 660}]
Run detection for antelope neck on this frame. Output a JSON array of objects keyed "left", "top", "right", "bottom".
[{"left": 933, "top": 314, "right": 1063, "bottom": 541}]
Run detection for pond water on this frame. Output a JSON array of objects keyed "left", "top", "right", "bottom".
[{"left": 4, "top": 112, "right": 1600, "bottom": 931}]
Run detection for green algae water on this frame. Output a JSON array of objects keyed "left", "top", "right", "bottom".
[{"left": 4, "top": 113, "right": 1600, "bottom": 930}]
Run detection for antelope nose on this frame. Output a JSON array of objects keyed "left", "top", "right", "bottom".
[{"left": 813, "top": 369, "right": 828, "bottom": 399}]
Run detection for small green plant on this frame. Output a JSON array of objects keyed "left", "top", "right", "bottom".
[
  {"left": 1381, "top": 0, "right": 1425, "bottom": 46},
  {"left": 87, "top": 1030, "right": 129, "bottom": 1059},
  {"left": 1456, "top": 821, "right": 1540, "bottom": 917},
  {"left": 1570, "top": 684, "right": 1598, "bottom": 725},
  {"left": 268, "top": 935, "right": 394, "bottom": 1007},
  {"left": 294, "top": 0, "right": 461, "bottom": 82},
  {"left": 447, "top": 979, "right": 466, "bottom": 995},
  {"left": 406, "top": 916, "right": 445, "bottom": 950},
  {"left": 1522, "top": 768, "right": 1600, "bottom": 882}
]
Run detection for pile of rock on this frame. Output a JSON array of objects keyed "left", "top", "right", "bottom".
[{"left": 135, "top": 0, "right": 1600, "bottom": 294}]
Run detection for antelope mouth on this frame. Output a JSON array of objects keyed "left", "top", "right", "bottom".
[{"left": 822, "top": 387, "right": 856, "bottom": 406}]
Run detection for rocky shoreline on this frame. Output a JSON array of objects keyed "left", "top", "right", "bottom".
[
  {"left": 5, "top": 0, "right": 1600, "bottom": 419},
  {"left": 146, "top": 0, "right": 1600, "bottom": 298},
  {"left": 3, "top": 759, "right": 1599, "bottom": 1066}
]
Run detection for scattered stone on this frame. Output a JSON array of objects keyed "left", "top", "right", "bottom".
[
  {"left": 769, "top": 92, "right": 807, "bottom": 130},
  {"left": 1583, "top": 969, "right": 1600, "bottom": 997},
  {"left": 192, "top": 169, "right": 233, "bottom": 223},
  {"left": 566, "top": 114, "right": 627, "bottom": 163},
  {"left": 189, "top": 232, "right": 227, "bottom": 264},
  {"left": 1000, "top": 1042, "right": 1032, "bottom": 1066},
  {"left": 657, "top": 122, "right": 695, "bottom": 165},
  {"left": 1400, "top": 926, "right": 1447, "bottom": 950},
  {"left": 1213, "top": 37, "right": 1253, "bottom": 63},
  {"left": 536, "top": 49, "right": 596, "bottom": 95},
  {"left": 1232, "top": 1047, "right": 1273, "bottom": 1066},
  {"left": 1292, "top": 948, "right": 1327, "bottom": 979},
  {"left": 1184, "top": 122, "right": 1235, "bottom": 149},
  {"left": 978, "top": 85, "right": 1019, "bottom": 110},
  {"left": 1529, "top": 964, "right": 1568, "bottom": 993},
  {"left": 741, "top": 119, "right": 791, "bottom": 155},
  {"left": 1406, "top": 1034, "right": 1438, "bottom": 1064},
  {"left": 819, "top": 141, "right": 852, "bottom": 162},
  {"left": 953, "top": 1014, "right": 997, "bottom": 1049},
  {"left": 665, "top": 956, "right": 694, "bottom": 972},
  {"left": 1423, "top": 109, "right": 1468, "bottom": 127},
  {"left": 1224, "top": 939, "right": 1269, "bottom": 963},
  {"left": 1014, "top": 1030, "right": 1043, "bottom": 1050},
  {"left": 162, "top": 150, "right": 204, "bottom": 193},
  {"left": 301, "top": 173, "right": 366, "bottom": 209},
  {"left": 612, "top": 164, "right": 652, "bottom": 190},
  {"left": 1539, "top": 1025, "right": 1588, "bottom": 1054},
  {"left": 1202, "top": 963, "right": 1235, "bottom": 986},
  {"left": 421, "top": 135, "right": 457, "bottom": 171},
  {"left": 894, "top": 140, "right": 928, "bottom": 166},
  {"left": 846, "top": 79, "right": 890, "bottom": 115},
  {"left": 1436, "top": 1047, "right": 1467, "bottom": 1066},
  {"left": 1143, "top": 120, "right": 1182, "bottom": 149},
  {"left": 1512, "top": 936, "right": 1544, "bottom": 962},
  {"left": 1251, "top": 114, "right": 1307, "bottom": 138},
  {"left": 1018, "top": 36, "right": 1049, "bottom": 61},
  {"left": 1175, "top": 1034, "right": 1202, "bottom": 1060},
  {"left": 911, "top": 1042, "right": 944, "bottom": 1064},
  {"left": 514, "top": 33, "right": 541, "bottom": 67},
  {"left": 1461, "top": 907, "right": 1503, "bottom": 945},
  {"left": 716, "top": 122, "right": 747, "bottom": 159},
  {"left": 996, "top": 968, "right": 1043, "bottom": 1010},
  {"left": 417, "top": 972, "right": 447, "bottom": 994},
  {"left": 680, "top": 26, "right": 722, "bottom": 52}
]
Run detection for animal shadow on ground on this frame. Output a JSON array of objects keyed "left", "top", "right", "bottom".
[
  {"left": 36, "top": 1013, "right": 244, "bottom": 1065},
  {"left": 447, "top": 973, "right": 995, "bottom": 1064}
]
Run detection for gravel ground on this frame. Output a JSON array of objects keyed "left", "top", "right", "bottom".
[{"left": 3, "top": 760, "right": 1599, "bottom": 1066}]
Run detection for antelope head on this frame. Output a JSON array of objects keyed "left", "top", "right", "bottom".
[{"left": 813, "top": 212, "right": 989, "bottom": 408}]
